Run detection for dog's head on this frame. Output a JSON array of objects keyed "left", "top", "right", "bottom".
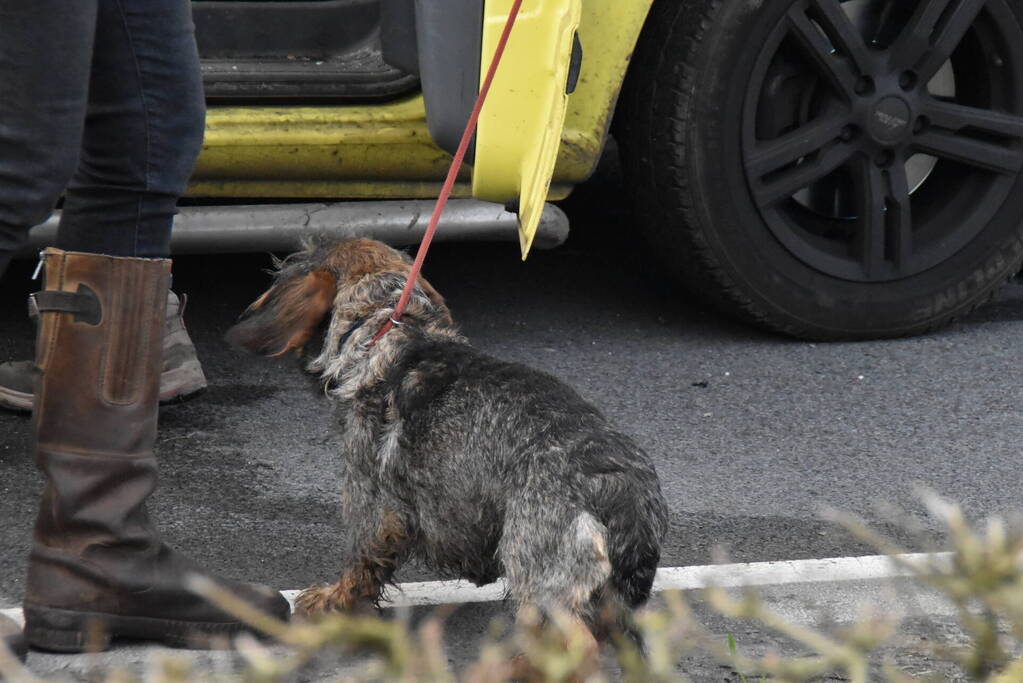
[{"left": 226, "top": 238, "right": 451, "bottom": 358}]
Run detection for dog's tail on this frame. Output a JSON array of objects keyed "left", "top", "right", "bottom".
[
  {"left": 603, "top": 483, "right": 666, "bottom": 609},
  {"left": 579, "top": 436, "right": 668, "bottom": 610},
  {"left": 581, "top": 480, "right": 664, "bottom": 656}
]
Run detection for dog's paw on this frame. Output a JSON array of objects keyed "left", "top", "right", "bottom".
[
  {"left": 295, "top": 583, "right": 377, "bottom": 619},
  {"left": 295, "top": 585, "right": 340, "bottom": 618}
]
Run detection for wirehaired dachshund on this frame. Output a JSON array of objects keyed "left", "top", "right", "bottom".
[{"left": 226, "top": 238, "right": 669, "bottom": 648}]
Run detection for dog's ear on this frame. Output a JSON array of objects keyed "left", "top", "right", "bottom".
[{"left": 226, "top": 269, "right": 337, "bottom": 357}]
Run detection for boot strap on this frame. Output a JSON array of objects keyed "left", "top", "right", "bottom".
[{"left": 29, "top": 287, "right": 101, "bottom": 325}]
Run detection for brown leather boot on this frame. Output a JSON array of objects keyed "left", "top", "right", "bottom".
[{"left": 22, "top": 249, "right": 289, "bottom": 653}]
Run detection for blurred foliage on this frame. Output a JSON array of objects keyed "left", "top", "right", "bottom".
[{"left": 1, "top": 490, "right": 1022, "bottom": 682}]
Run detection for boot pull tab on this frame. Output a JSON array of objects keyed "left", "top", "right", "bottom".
[{"left": 29, "top": 286, "right": 102, "bottom": 326}]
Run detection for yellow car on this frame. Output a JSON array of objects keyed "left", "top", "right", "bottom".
[{"left": 34, "top": 0, "right": 1023, "bottom": 340}]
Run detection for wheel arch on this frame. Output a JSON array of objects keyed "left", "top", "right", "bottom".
[{"left": 551, "top": 0, "right": 655, "bottom": 186}]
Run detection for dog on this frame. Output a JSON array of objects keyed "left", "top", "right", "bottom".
[{"left": 226, "top": 238, "right": 669, "bottom": 649}]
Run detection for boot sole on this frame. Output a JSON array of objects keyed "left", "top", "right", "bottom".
[
  {"left": 0, "top": 363, "right": 207, "bottom": 414},
  {"left": 0, "top": 386, "right": 31, "bottom": 413},
  {"left": 23, "top": 605, "right": 246, "bottom": 653}
]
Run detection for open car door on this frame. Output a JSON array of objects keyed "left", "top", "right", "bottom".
[
  {"left": 472, "top": 0, "right": 582, "bottom": 257},
  {"left": 408, "top": 0, "right": 582, "bottom": 258}
]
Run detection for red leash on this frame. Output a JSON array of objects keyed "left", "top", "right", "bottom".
[{"left": 373, "top": 0, "right": 523, "bottom": 344}]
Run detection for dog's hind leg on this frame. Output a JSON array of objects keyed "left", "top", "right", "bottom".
[
  {"left": 508, "top": 606, "right": 602, "bottom": 682},
  {"left": 499, "top": 490, "right": 612, "bottom": 640},
  {"left": 498, "top": 496, "right": 609, "bottom": 679},
  {"left": 500, "top": 500, "right": 612, "bottom": 617},
  {"left": 296, "top": 508, "right": 412, "bottom": 616}
]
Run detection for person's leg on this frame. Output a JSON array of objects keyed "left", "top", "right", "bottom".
[
  {"left": 0, "top": 0, "right": 206, "bottom": 413},
  {"left": 0, "top": 1, "right": 96, "bottom": 278},
  {"left": 55, "top": 0, "right": 205, "bottom": 257},
  {"left": 0, "top": 0, "right": 95, "bottom": 655},
  {"left": 21, "top": 0, "right": 288, "bottom": 651}
]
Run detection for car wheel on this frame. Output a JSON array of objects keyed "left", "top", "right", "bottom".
[{"left": 617, "top": 0, "right": 1023, "bottom": 339}]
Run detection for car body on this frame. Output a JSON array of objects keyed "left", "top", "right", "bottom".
[
  {"left": 44, "top": 0, "right": 1022, "bottom": 341},
  {"left": 189, "top": 1, "right": 649, "bottom": 242}
]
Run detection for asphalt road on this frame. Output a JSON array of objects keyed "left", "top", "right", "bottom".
[{"left": 1, "top": 184, "right": 1022, "bottom": 635}]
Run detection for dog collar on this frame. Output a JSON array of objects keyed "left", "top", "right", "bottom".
[{"left": 338, "top": 317, "right": 368, "bottom": 349}]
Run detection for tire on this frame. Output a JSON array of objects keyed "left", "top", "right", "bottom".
[{"left": 616, "top": 0, "right": 1023, "bottom": 340}]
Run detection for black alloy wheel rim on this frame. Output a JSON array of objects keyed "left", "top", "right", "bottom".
[{"left": 742, "top": 0, "right": 1023, "bottom": 283}]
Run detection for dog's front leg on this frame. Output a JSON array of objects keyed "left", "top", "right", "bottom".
[{"left": 296, "top": 509, "right": 412, "bottom": 617}]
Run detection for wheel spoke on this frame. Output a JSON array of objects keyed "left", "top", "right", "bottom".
[
  {"left": 746, "top": 115, "right": 848, "bottom": 177},
  {"left": 889, "top": 0, "right": 956, "bottom": 68},
  {"left": 891, "top": 0, "right": 985, "bottom": 79},
  {"left": 786, "top": 7, "right": 859, "bottom": 100},
  {"left": 751, "top": 141, "right": 854, "bottom": 207},
  {"left": 850, "top": 157, "right": 915, "bottom": 276},
  {"left": 922, "top": 0, "right": 986, "bottom": 80},
  {"left": 914, "top": 129, "right": 1023, "bottom": 174},
  {"left": 807, "top": 0, "right": 874, "bottom": 76},
  {"left": 852, "top": 158, "right": 888, "bottom": 277},
  {"left": 886, "top": 161, "right": 913, "bottom": 270},
  {"left": 923, "top": 99, "right": 1023, "bottom": 141}
]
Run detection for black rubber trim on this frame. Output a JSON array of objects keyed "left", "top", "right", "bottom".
[
  {"left": 193, "top": 0, "right": 379, "bottom": 59},
  {"left": 381, "top": 0, "right": 419, "bottom": 74},
  {"left": 415, "top": 0, "right": 483, "bottom": 161},
  {"left": 193, "top": 0, "right": 419, "bottom": 101},
  {"left": 201, "top": 54, "right": 419, "bottom": 101},
  {"left": 567, "top": 31, "right": 583, "bottom": 94}
]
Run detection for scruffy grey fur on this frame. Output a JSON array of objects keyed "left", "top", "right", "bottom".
[{"left": 227, "top": 238, "right": 669, "bottom": 638}]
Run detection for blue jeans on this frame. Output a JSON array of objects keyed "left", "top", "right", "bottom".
[{"left": 0, "top": 0, "right": 205, "bottom": 278}]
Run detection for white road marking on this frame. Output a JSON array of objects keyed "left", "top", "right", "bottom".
[
  {"left": 1, "top": 608, "right": 22, "bottom": 628},
  {"left": 651, "top": 551, "right": 952, "bottom": 592},
  {"left": 0, "top": 552, "right": 953, "bottom": 627},
  {"left": 279, "top": 580, "right": 510, "bottom": 611}
]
